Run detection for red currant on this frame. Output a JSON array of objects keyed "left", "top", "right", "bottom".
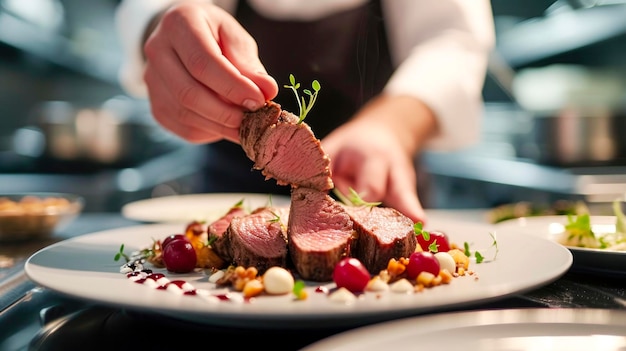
[
  {"left": 416, "top": 230, "right": 451, "bottom": 252},
  {"left": 162, "top": 238, "right": 197, "bottom": 273},
  {"left": 161, "top": 234, "right": 187, "bottom": 249},
  {"left": 406, "top": 251, "right": 440, "bottom": 279},
  {"left": 332, "top": 257, "right": 370, "bottom": 293}
]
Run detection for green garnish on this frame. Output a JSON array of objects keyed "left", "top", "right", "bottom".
[
  {"left": 463, "top": 232, "right": 498, "bottom": 263},
  {"left": 268, "top": 210, "right": 282, "bottom": 223},
  {"left": 207, "top": 234, "right": 218, "bottom": 247},
  {"left": 413, "top": 222, "right": 438, "bottom": 253},
  {"left": 293, "top": 280, "right": 307, "bottom": 300},
  {"left": 114, "top": 244, "right": 129, "bottom": 262},
  {"left": 333, "top": 187, "right": 381, "bottom": 207},
  {"left": 114, "top": 243, "right": 155, "bottom": 263},
  {"left": 284, "top": 74, "right": 321, "bottom": 123}
]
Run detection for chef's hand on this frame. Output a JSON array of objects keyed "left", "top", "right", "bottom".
[
  {"left": 322, "top": 95, "right": 437, "bottom": 225},
  {"left": 142, "top": 1, "right": 278, "bottom": 143}
]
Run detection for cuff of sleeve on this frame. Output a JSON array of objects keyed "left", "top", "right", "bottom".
[{"left": 383, "top": 40, "right": 488, "bottom": 151}]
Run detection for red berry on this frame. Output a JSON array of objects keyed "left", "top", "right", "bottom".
[
  {"left": 333, "top": 258, "right": 370, "bottom": 293},
  {"left": 162, "top": 234, "right": 187, "bottom": 249},
  {"left": 406, "top": 251, "right": 440, "bottom": 279},
  {"left": 416, "top": 230, "right": 451, "bottom": 252},
  {"left": 162, "top": 238, "right": 197, "bottom": 273}
]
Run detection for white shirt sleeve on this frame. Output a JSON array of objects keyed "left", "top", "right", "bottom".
[{"left": 382, "top": 0, "right": 495, "bottom": 150}]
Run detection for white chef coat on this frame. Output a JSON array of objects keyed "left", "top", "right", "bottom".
[{"left": 115, "top": 0, "right": 495, "bottom": 150}]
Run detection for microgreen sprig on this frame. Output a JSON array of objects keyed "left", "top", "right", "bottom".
[
  {"left": 413, "top": 222, "right": 439, "bottom": 252},
  {"left": 333, "top": 187, "right": 381, "bottom": 207},
  {"left": 464, "top": 232, "right": 498, "bottom": 263},
  {"left": 284, "top": 74, "right": 321, "bottom": 123},
  {"left": 114, "top": 244, "right": 129, "bottom": 262}
]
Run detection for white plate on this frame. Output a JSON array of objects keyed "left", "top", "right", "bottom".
[
  {"left": 496, "top": 215, "right": 626, "bottom": 276},
  {"left": 25, "top": 213, "right": 572, "bottom": 329},
  {"left": 121, "top": 193, "right": 291, "bottom": 223},
  {"left": 302, "top": 308, "right": 626, "bottom": 351}
]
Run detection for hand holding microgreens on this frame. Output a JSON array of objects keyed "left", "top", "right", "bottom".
[{"left": 284, "top": 74, "right": 321, "bottom": 123}]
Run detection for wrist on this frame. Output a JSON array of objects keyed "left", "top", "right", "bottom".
[{"left": 356, "top": 94, "right": 438, "bottom": 155}]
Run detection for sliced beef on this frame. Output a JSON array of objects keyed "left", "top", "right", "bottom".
[
  {"left": 240, "top": 102, "right": 333, "bottom": 192},
  {"left": 214, "top": 207, "right": 289, "bottom": 274},
  {"left": 342, "top": 205, "right": 417, "bottom": 273},
  {"left": 239, "top": 101, "right": 283, "bottom": 161},
  {"left": 208, "top": 204, "right": 248, "bottom": 239},
  {"left": 288, "top": 187, "right": 355, "bottom": 281}
]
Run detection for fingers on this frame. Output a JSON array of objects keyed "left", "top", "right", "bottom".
[
  {"left": 145, "top": 65, "right": 240, "bottom": 144},
  {"left": 163, "top": 5, "right": 270, "bottom": 110},
  {"left": 385, "top": 158, "right": 428, "bottom": 225}
]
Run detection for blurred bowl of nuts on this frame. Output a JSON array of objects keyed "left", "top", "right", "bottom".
[{"left": 0, "top": 193, "right": 84, "bottom": 241}]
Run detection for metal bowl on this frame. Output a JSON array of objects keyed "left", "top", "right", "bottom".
[{"left": 0, "top": 192, "right": 84, "bottom": 241}]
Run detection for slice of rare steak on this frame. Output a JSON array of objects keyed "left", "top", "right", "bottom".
[
  {"left": 240, "top": 102, "right": 333, "bottom": 192},
  {"left": 208, "top": 204, "right": 248, "bottom": 238},
  {"left": 239, "top": 101, "right": 283, "bottom": 161},
  {"left": 215, "top": 207, "right": 289, "bottom": 274},
  {"left": 288, "top": 187, "right": 355, "bottom": 281},
  {"left": 342, "top": 205, "right": 417, "bottom": 273}
]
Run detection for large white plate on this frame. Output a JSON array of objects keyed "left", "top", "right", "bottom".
[
  {"left": 496, "top": 215, "right": 626, "bottom": 276},
  {"left": 25, "top": 214, "right": 572, "bottom": 329},
  {"left": 121, "top": 193, "right": 291, "bottom": 223},
  {"left": 302, "top": 308, "right": 626, "bottom": 351}
]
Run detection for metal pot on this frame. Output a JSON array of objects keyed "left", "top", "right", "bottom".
[
  {"left": 516, "top": 107, "right": 626, "bottom": 166},
  {"left": 511, "top": 65, "right": 626, "bottom": 166},
  {"left": 15, "top": 96, "right": 165, "bottom": 167}
]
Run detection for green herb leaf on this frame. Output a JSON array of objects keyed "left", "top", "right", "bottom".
[
  {"left": 463, "top": 231, "right": 498, "bottom": 263},
  {"left": 114, "top": 244, "right": 130, "bottom": 263},
  {"left": 475, "top": 251, "right": 484, "bottom": 263},
  {"left": 414, "top": 222, "right": 430, "bottom": 241},
  {"left": 428, "top": 241, "right": 439, "bottom": 253},
  {"left": 284, "top": 74, "right": 321, "bottom": 123}
]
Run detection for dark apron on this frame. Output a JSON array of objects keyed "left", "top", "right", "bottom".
[{"left": 202, "top": 0, "right": 393, "bottom": 195}]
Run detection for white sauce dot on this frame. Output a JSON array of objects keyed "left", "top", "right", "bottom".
[
  {"left": 329, "top": 287, "right": 357, "bottom": 304},
  {"left": 435, "top": 252, "right": 456, "bottom": 273},
  {"left": 390, "top": 279, "right": 413, "bottom": 294},
  {"left": 366, "top": 276, "right": 389, "bottom": 292},
  {"left": 166, "top": 284, "right": 184, "bottom": 295},
  {"left": 263, "top": 267, "right": 295, "bottom": 295}
]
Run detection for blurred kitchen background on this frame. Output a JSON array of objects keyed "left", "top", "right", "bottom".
[{"left": 0, "top": 0, "right": 625, "bottom": 214}]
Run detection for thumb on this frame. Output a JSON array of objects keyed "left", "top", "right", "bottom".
[{"left": 386, "top": 166, "right": 428, "bottom": 225}]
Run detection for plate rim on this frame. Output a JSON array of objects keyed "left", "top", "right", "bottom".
[
  {"left": 301, "top": 308, "right": 626, "bottom": 350},
  {"left": 121, "top": 192, "right": 291, "bottom": 223}
]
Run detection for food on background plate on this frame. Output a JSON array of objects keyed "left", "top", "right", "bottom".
[
  {"left": 487, "top": 200, "right": 588, "bottom": 224},
  {"left": 557, "top": 199, "right": 626, "bottom": 250}
]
